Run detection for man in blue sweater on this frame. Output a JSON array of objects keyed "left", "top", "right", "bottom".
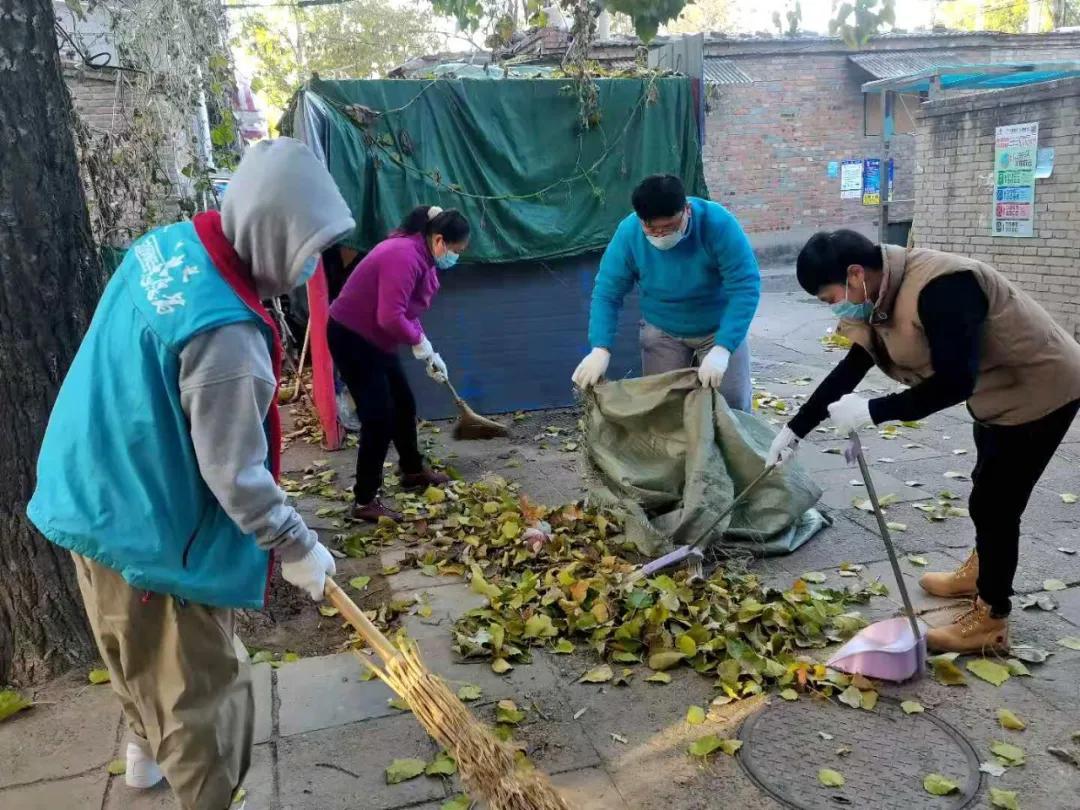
[{"left": 571, "top": 175, "right": 761, "bottom": 409}]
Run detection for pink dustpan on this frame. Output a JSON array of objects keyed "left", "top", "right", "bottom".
[{"left": 827, "top": 616, "right": 929, "bottom": 682}]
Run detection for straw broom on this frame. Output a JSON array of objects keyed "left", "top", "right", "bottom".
[{"left": 325, "top": 579, "right": 571, "bottom": 810}]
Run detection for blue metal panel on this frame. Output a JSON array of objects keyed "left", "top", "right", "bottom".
[{"left": 399, "top": 253, "right": 643, "bottom": 420}]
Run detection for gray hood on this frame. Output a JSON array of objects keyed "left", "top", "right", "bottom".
[{"left": 222, "top": 138, "right": 355, "bottom": 299}]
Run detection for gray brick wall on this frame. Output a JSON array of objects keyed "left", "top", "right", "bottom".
[
  {"left": 64, "top": 65, "right": 126, "bottom": 134},
  {"left": 914, "top": 77, "right": 1080, "bottom": 339}
]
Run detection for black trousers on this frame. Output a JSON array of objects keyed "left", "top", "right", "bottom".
[
  {"left": 970, "top": 398, "right": 1079, "bottom": 615},
  {"left": 327, "top": 319, "right": 424, "bottom": 504}
]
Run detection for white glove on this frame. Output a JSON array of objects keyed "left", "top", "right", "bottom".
[
  {"left": 281, "top": 539, "right": 336, "bottom": 601},
  {"left": 766, "top": 425, "right": 799, "bottom": 466},
  {"left": 828, "top": 394, "right": 873, "bottom": 435},
  {"left": 412, "top": 336, "right": 434, "bottom": 362},
  {"left": 572, "top": 348, "right": 610, "bottom": 389},
  {"left": 697, "top": 345, "right": 731, "bottom": 388},
  {"left": 427, "top": 353, "right": 448, "bottom": 383}
]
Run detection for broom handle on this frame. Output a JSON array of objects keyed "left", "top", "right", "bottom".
[
  {"left": 849, "top": 432, "right": 922, "bottom": 643},
  {"left": 292, "top": 322, "right": 311, "bottom": 400},
  {"left": 324, "top": 578, "right": 400, "bottom": 662}
]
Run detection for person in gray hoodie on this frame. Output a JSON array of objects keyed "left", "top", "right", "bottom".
[{"left": 28, "top": 138, "right": 355, "bottom": 810}]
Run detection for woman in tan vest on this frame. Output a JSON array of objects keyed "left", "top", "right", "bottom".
[{"left": 767, "top": 229, "right": 1080, "bottom": 654}]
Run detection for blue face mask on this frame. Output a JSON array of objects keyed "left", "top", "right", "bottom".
[
  {"left": 435, "top": 251, "right": 459, "bottom": 270},
  {"left": 296, "top": 255, "right": 318, "bottom": 286},
  {"left": 831, "top": 279, "right": 873, "bottom": 321}
]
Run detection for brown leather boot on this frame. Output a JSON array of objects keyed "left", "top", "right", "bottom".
[
  {"left": 350, "top": 498, "right": 403, "bottom": 523},
  {"left": 919, "top": 550, "right": 978, "bottom": 598},
  {"left": 926, "top": 598, "right": 1009, "bottom": 654}
]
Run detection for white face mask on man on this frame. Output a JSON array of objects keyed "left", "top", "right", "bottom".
[{"left": 644, "top": 212, "right": 689, "bottom": 251}]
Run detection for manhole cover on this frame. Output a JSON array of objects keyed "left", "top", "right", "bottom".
[{"left": 737, "top": 697, "right": 981, "bottom": 810}]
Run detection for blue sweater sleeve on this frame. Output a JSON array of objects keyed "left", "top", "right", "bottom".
[
  {"left": 705, "top": 206, "right": 760, "bottom": 352},
  {"left": 588, "top": 225, "right": 636, "bottom": 349}
]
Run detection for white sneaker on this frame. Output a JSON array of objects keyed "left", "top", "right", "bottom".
[{"left": 125, "top": 741, "right": 164, "bottom": 789}]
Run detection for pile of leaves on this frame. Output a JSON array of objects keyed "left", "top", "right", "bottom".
[{"left": 379, "top": 476, "right": 885, "bottom": 699}]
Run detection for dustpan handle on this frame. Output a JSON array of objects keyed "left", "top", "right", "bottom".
[{"left": 848, "top": 432, "right": 922, "bottom": 643}]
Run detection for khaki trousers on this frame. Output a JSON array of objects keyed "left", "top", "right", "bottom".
[{"left": 72, "top": 553, "right": 254, "bottom": 810}]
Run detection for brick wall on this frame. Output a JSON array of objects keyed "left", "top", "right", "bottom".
[
  {"left": 65, "top": 65, "right": 126, "bottom": 134},
  {"left": 914, "top": 77, "right": 1080, "bottom": 340},
  {"left": 697, "top": 34, "right": 1080, "bottom": 254}
]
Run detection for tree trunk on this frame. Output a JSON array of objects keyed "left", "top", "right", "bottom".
[{"left": 0, "top": 0, "right": 105, "bottom": 685}]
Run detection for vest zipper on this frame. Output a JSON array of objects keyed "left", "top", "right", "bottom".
[{"left": 182, "top": 502, "right": 212, "bottom": 568}]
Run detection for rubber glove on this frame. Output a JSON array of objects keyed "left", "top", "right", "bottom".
[
  {"left": 412, "top": 336, "right": 435, "bottom": 362},
  {"left": 828, "top": 393, "right": 873, "bottom": 435},
  {"left": 698, "top": 345, "right": 731, "bottom": 388},
  {"left": 281, "top": 538, "right": 336, "bottom": 601},
  {"left": 427, "top": 353, "right": 448, "bottom": 384},
  {"left": 572, "top": 348, "right": 610, "bottom": 389},
  {"left": 766, "top": 425, "right": 799, "bottom": 466}
]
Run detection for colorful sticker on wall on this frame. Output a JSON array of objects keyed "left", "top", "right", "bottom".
[
  {"left": 862, "top": 159, "right": 881, "bottom": 206},
  {"left": 840, "top": 160, "right": 862, "bottom": 199},
  {"left": 827, "top": 161, "right": 839, "bottom": 178},
  {"left": 992, "top": 122, "right": 1037, "bottom": 238}
]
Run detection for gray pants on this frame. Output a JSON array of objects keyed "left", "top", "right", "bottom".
[{"left": 640, "top": 321, "right": 752, "bottom": 411}]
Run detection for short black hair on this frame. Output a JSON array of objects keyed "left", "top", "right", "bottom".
[
  {"left": 796, "top": 229, "right": 883, "bottom": 295},
  {"left": 631, "top": 175, "right": 686, "bottom": 222}
]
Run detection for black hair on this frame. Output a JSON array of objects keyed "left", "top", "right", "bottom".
[
  {"left": 398, "top": 206, "right": 470, "bottom": 244},
  {"left": 796, "top": 229, "right": 883, "bottom": 295},
  {"left": 631, "top": 175, "right": 686, "bottom": 222}
]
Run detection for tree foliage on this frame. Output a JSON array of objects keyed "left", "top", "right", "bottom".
[{"left": 829, "top": 0, "right": 895, "bottom": 47}]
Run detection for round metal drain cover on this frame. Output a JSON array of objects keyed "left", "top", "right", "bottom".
[{"left": 738, "top": 697, "right": 981, "bottom": 809}]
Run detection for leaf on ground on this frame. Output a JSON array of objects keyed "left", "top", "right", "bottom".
[
  {"left": 686, "top": 705, "right": 706, "bottom": 725},
  {"left": 860, "top": 689, "right": 878, "bottom": 710},
  {"left": 495, "top": 700, "right": 525, "bottom": 725},
  {"left": 382, "top": 565, "right": 401, "bottom": 575},
  {"left": 552, "top": 639, "right": 575, "bottom": 654},
  {"left": 441, "top": 796, "right": 471, "bottom": 810},
  {"left": 457, "top": 684, "right": 482, "bottom": 702},
  {"left": 1061, "top": 493, "right": 1078, "bottom": 504},
  {"left": 997, "top": 708, "right": 1026, "bottom": 731},
  {"left": 922, "top": 774, "right": 959, "bottom": 796},
  {"left": 282, "top": 652, "right": 301, "bottom": 664},
  {"left": 106, "top": 759, "right": 126, "bottom": 776},
  {"left": 523, "top": 613, "right": 558, "bottom": 639},
  {"left": 1005, "top": 659, "right": 1031, "bottom": 677},
  {"left": 944, "top": 471, "right": 969, "bottom": 480},
  {"left": 989, "top": 787, "right": 1020, "bottom": 810},
  {"left": 901, "top": 700, "right": 924, "bottom": 714},
  {"left": 930, "top": 655, "right": 968, "bottom": 686},
  {"left": 318, "top": 605, "right": 340, "bottom": 617},
  {"left": 886, "top": 522, "right": 908, "bottom": 532},
  {"left": 424, "top": 486, "right": 447, "bottom": 504},
  {"left": 852, "top": 499, "right": 873, "bottom": 513},
  {"left": 580, "top": 664, "right": 614, "bottom": 684},
  {"left": 677, "top": 634, "right": 698, "bottom": 657},
  {"left": 801, "top": 571, "right": 828, "bottom": 584},
  {"left": 1010, "top": 645, "right": 1052, "bottom": 663},
  {"left": 1059, "top": 547, "right": 1077, "bottom": 555},
  {"left": 88, "top": 668, "right": 111, "bottom": 685},
  {"left": 425, "top": 751, "right": 457, "bottom": 776},
  {"left": 1044, "top": 579, "right": 1067, "bottom": 592},
  {"left": 1048, "top": 747, "right": 1080, "bottom": 768},
  {"left": 645, "top": 672, "right": 672, "bottom": 684},
  {"left": 688, "top": 735, "right": 723, "bottom": 757},
  {"left": 1057, "top": 637, "right": 1080, "bottom": 651},
  {"left": 906, "top": 554, "right": 928, "bottom": 566},
  {"left": 491, "top": 658, "right": 513, "bottom": 674},
  {"left": 0, "top": 690, "right": 32, "bottom": 723},
  {"left": 349, "top": 575, "right": 371, "bottom": 591},
  {"left": 980, "top": 760, "right": 1007, "bottom": 777},
  {"left": 838, "top": 685, "right": 862, "bottom": 709},
  {"left": 385, "top": 758, "right": 427, "bottom": 784},
  {"left": 388, "top": 697, "right": 410, "bottom": 712},
  {"left": 232, "top": 787, "right": 247, "bottom": 805},
  {"left": 990, "top": 740, "right": 1026, "bottom": 766},
  {"left": 818, "top": 768, "right": 845, "bottom": 787},
  {"left": 647, "top": 650, "right": 686, "bottom": 671},
  {"left": 779, "top": 688, "right": 799, "bottom": 701},
  {"left": 953, "top": 449, "right": 968, "bottom": 455},
  {"left": 967, "top": 658, "right": 1011, "bottom": 686}
]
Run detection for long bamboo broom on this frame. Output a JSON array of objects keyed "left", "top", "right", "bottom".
[{"left": 324, "top": 579, "right": 571, "bottom": 810}]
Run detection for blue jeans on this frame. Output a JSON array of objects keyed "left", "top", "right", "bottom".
[{"left": 639, "top": 321, "right": 752, "bottom": 411}]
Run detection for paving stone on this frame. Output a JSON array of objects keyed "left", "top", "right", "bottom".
[
  {"left": 411, "top": 635, "right": 564, "bottom": 702},
  {"left": 478, "top": 711, "right": 601, "bottom": 776},
  {"left": 252, "top": 662, "right": 273, "bottom": 745},
  {"left": 276, "top": 652, "right": 397, "bottom": 737},
  {"left": 0, "top": 771, "right": 109, "bottom": 810},
  {"left": 1053, "top": 585, "right": 1080, "bottom": 628},
  {"left": 277, "top": 714, "right": 444, "bottom": 810},
  {"left": 399, "top": 583, "right": 488, "bottom": 642},
  {"left": 382, "top": 545, "right": 465, "bottom": 593},
  {"left": 815, "top": 467, "right": 928, "bottom": 512},
  {"left": 0, "top": 677, "right": 121, "bottom": 788},
  {"left": 550, "top": 767, "right": 626, "bottom": 809}
]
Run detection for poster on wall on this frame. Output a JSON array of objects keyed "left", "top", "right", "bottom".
[
  {"left": 862, "top": 159, "right": 881, "bottom": 205},
  {"left": 840, "top": 160, "right": 862, "bottom": 199},
  {"left": 993, "top": 122, "right": 1038, "bottom": 238}
]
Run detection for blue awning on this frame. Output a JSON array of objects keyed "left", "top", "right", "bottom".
[{"left": 862, "top": 61, "right": 1080, "bottom": 93}]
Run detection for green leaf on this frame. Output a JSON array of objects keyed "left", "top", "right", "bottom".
[
  {"left": 997, "top": 708, "right": 1025, "bottom": 730},
  {"left": 930, "top": 654, "right": 967, "bottom": 686},
  {"left": 318, "top": 605, "right": 340, "bottom": 617},
  {"left": 1044, "top": 579, "right": 1067, "bottom": 591},
  {"left": 457, "top": 684, "right": 482, "bottom": 702},
  {"left": 838, "top": 685, "right": 862, "bottom": 709},
  {"left": 491, "top": 658, "right": 513, "bottom": 674},
  {"left": 441, "top": 796, "right": 471, "bottom": 810},
  {"left": 1005, "top": 659, "right": 1031, "bottom": 677},
  {"left": 625, "top": 589, "right": 654, "bottom": 610},
  {"left": 686, "top": 705, "right": 706, "bottom": 725},
  {"left": 424, "top": 486, "right": 447, "bottom": 503},
  {"left": 990, "top": 740, "right": 1026, "bottom": 766},
  {"left": 385, "top": 758, "right": 427, "bottom": 784},
  {"left": 495, "top": 699, "right": 525, "bottom": 724},
  {"left": 1056, "top": 637, "right": 1080, "bottom": 651},
  {"left": 349, "top": 575, "right": 371, "bottom": 591},
  {"left": 901, "top": 700, "right": 924, "bottom": 714},
  {"left": 88, "top": 668, "right": 111, "bottom": 685},
  {"left": 922, "top": 773, "right": 959, "bottom": 796},
  {"left": 818, "top": 768, "right": 845, "bottom": 787},
  {"left": 647, "top": 650, "right": 686, "bottom": 671},
  {"left": 425, "top": 751, "right": 457, "bottom": 776},
  {"left": 966, "top": 658, "right": 1011, "bottom": 686},
  {"left": 1060, "top": 493, "right": 1078, "bottom": 504},
  {"left": 523, "top": 613, "right": 557, "bottom": 639},
  {"left": 388, "top": 697, "right": 410, "bottom": 711},
  {"left": 801, "top": 571, "right": 827, "bottom": 583},
  {"left": 688, "top": 734, "right": 741, "bottom": 757},
  {"left": 779, "top": 688, "right": 799, "bottom": 701},
  {"left": 552, "top": 639, "right": 575, "bottom": 654},
  {"left": 0, "top": 690, "right": 31, "bottom": 723},
  {"left": 906, "top": 555, "right": 929, "bottom": 567},
  {"left": 106, "top": 759, "right": 126, "bottom": 776},
  {"left": 579, "top": 664, "right": 614, "bottom": 684},
  {"left": 989, "top": 787, "right": 1020, "bottom": 810},
  {"left": 677, "top": 634, "right": 698, "bottom": 657},
  {"left": 282, "top": 652, "right": 301, "bottom": 664},
  {"left": 645, "top": 672, "right": 672, "bottom": 684},
  {"left": 886, "top": 522, "right": 907, "bottom": 532}
]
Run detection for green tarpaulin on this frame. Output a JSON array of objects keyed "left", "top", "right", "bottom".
[
  {"left": 299, "top": 76, "right": 707, "bottom": 263},
  {"left": 583, "top": 370, "right": 827, "bottom": 558}
]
